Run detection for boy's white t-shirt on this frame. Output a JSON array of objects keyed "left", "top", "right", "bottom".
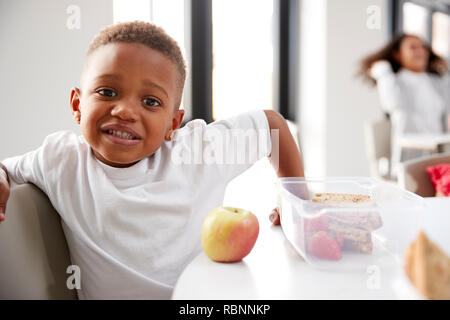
[{"left": 1, "top": 110, "right": 272, "bottom": 299}]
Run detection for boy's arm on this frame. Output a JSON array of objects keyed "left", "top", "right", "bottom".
[
  {"left": 0, "top": 163, "right": 10, "bottom": 185},
  {"left": 0, "top": 162, "right": 10, "bottom": 221},
  {"left": 263, "top": 110, "right": 305, "bottom": 225},
  {"left": 263, "top": 110, "right": 304, "bottom": 178}
]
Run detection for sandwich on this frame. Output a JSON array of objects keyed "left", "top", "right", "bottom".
[
  {"left": 405, "top": 230, "right": 450, "bottom": 300},
  {"left": 310, "top": 193, "right": 382, "bottom": 254}
]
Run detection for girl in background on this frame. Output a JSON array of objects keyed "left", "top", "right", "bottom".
[{"left": 360, "top": 33, "right": 449, "bottom": 178}]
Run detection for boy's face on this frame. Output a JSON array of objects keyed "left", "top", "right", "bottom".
[{"left": 70, "top": 43, "right": 184, "bottom": 168}]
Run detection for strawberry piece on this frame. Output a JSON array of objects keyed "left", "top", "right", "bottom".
[
  {"left": 305, "top": 215, "right": 329, "bottom": 234},
  {"left": 307, "top": 230, "right": 342, "bottom": 261}
]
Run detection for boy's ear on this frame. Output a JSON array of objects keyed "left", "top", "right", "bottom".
[
  {"left": 166, "top": 109, "right": 185, "bottom": 141},
  {"left": 172, "top": 109, "right": 185, "bottom": 130},
  {"left": 70, "top": 87, "right": 82, "bottom": 124}
]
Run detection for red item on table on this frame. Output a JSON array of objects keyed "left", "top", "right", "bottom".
[{"left": 426, "top": 164, "right": 450, "bottom": 197}]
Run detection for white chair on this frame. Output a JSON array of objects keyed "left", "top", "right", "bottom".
[
  {"left": 364, "top": 118, "right": 393, "bottom": 181},
  {"left": 397, "top": 152, "right": 450, "bottom": 197}
]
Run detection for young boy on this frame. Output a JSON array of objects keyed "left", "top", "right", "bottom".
[{"left": 0, "top": 21, "right": 303, "bottom": 299}]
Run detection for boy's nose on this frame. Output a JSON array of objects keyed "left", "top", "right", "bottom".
[{"left": 111, "top": 101, "right": 138, "bottom": 121}]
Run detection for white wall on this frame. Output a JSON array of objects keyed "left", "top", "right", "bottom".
[
  {"left": 0, "top": 0, "right": 113, "bottom": 161},
  {"left": 299, "top": 0, "right": 388, "bottom": 177}
]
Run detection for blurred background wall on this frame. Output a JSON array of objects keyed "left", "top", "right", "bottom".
[{"left": 299, "top": 0, "right": 388, "bottom": 177}]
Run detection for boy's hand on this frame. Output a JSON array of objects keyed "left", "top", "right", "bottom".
[
  {"left": 269, "top": 208, "right": 281, "bottom": 226},
  {"left": 269, "top": 183, "right": 310, "bottom": 226},
  {"left": 0, "top": 163, "right": 10, "bottom": 222}
]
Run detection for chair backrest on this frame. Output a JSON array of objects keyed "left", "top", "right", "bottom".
[
  {"left": 0, "top": 183, "right": 78, "bottom": 299},
  {"left": 364, "top": 119, "right": 392, "bottom": 180},
  {"left": 398, "top": 152, "right": 450, "bottom": 197}
]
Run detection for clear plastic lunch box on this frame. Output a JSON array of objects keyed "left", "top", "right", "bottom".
[{"left": 276, "top": 177, "right": 425, "bottom": 271}]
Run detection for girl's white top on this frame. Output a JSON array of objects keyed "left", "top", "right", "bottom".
[{"left": 370, "top": 61, "right": 450, "bottom": 176}]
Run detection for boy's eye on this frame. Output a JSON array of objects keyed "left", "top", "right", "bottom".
[
  {"left": 97, "top": 89, "right": 117, "bottom": 97},
  {"left": 142, "top": 98, "right": 161, "bottom": 107}
]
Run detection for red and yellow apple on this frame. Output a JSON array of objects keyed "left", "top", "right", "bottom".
[{"left": 201, "top": 206, "right": 259, "bottom": 262}]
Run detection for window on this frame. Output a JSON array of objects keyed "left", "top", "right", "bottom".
[
  {"left": 393, "top": 0, "right": 450, "bottom": 60},
  {"left": 432, "top": 11, "right": 450, "bottom": 59},
  {"left": 402, "top": 2, "right": 429, "bottom": 39},
  {"left": 211, "top": 0, "right": 274, "bottom": 120}
]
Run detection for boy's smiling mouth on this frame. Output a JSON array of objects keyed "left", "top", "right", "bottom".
[
  {"left": 101, "top": 124, "right": 141, "bottom": 139},
  {"left": 100, "top": 124, "right": 142, "bottom": 146},
  {"left": 106, "top": 129, "right": 138, "bottom": 140}
]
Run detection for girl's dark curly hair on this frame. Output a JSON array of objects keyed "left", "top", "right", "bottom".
[{"left": 358, "top": 33, "right": 448, "bottom": 85}]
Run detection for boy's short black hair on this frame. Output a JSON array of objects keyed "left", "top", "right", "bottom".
[{"left": 84, "top": 21, "right": 187, "bottom": 108}]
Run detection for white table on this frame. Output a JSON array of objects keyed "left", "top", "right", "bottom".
[
  {"left": 396, "top": 134, "right": 450, "bottom": 152},
  {"left": 172, "top": 198, "right": 450, "bottom": 300}
]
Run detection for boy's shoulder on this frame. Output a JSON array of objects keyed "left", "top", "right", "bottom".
[
  {"left": 181, "top": 118, "right": 208, "bottom": 130},
  {"left": 174, "top": 111, "right": 269, "bottom": 143},
  {"left": 180, "top": 110, "right": 267, "bottom": 131},
  {"left": 41, "top": 130, "right": 87, "bottom": 159},
  {"left": 43, "top": 130, "right": 83, "bottom": 147}
]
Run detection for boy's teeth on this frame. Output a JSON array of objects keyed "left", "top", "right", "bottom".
[{"left": 107, "top": 129, "right": 136, "bottom": 140}]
